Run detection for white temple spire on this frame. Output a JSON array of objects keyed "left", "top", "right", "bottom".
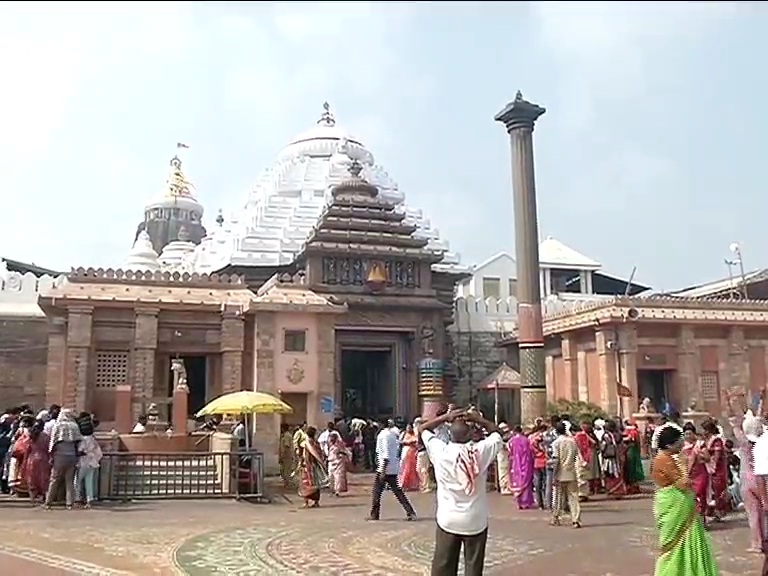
[{"left": 124, "top": 231, "right": 160, "bottom": 272}]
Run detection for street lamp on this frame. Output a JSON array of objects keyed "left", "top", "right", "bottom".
[{"left": 729, "top": 242, "right": 749, "bottom": 299}]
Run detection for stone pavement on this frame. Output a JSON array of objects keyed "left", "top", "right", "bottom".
[{"left": 0, "top": 476, "right": 762, "bottom": 575}]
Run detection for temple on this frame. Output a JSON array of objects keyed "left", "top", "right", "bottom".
[
  {"left": 5, "top": 99, "right": 768, "bottom": 445},
  {"left": 0, "top": 104, "right": 469, "bottom": 463}
]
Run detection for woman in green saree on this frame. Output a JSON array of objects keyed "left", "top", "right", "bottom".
[{"left": 652, "top": 424, "right": 720, "bottom": 576}]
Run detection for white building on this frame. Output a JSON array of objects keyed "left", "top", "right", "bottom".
[{"left": 454, "top": 237, "right": 650, "bottom": 333}]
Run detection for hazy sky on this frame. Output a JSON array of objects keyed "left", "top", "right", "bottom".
[{"left": 0, "top": 2, "right": 762, "bottom": 290}]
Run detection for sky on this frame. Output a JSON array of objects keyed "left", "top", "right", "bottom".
[{"left": 0, "top": 2, "right": 763, "bottom": 291}]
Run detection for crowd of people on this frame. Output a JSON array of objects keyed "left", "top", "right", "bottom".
[{"left": 0, "top": 404, "right": 102, "bottom": 509}]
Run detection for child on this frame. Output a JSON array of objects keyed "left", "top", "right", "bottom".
[{"left": 75, "top": 416, "right": 102, "bottom": 508}]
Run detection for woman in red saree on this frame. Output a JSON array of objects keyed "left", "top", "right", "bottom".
[
  {"left": 681, "top": 422, "right": 710, "bottom": 518},
  {"left": 574, "top": 422, "right": 598, "bottom": 498},
  {"left": 701, "top": 419, "right": 730, "bottom": 520},
  {"left": 298, "top": 426, "right": 329, "bottom": 508},
  {"left": 22, "top": 420, "right": 50, "bottom": 502},
  {"left": 398, "top": 424, "right": 419, "bottom": 492},
  {"left": 602, "top": 420, "right": 627, "bottom": 498}
]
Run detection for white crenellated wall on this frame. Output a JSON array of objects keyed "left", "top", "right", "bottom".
[
  {"left": 0, "top": 271, "right": 66, "bottom": 317},
  {"left": 452, "top": 296, "right": 518, "bottom": 336}
]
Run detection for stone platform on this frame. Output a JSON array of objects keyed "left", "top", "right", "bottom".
[{"left": 0, "top": 476, "right": 762, "bottom": 575}]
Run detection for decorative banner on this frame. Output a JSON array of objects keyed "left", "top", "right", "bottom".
[{"left": 752, "top": 391, "right": 762, "bottom": 411}]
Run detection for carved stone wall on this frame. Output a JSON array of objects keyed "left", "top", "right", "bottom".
[
  {"left": 0, "top": 316, "right": 49, "bottom": 410},
  {"left": 253, "top": 312, "right": 279, "bottom": 474}
]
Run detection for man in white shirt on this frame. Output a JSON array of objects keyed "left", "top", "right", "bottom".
[
  {"left": 419, "top": 407, "right": 504, "bottom": 576},
  {"left": 317, "top": 421, "right": 335, "bottom": 457},
  {"left": 752, "top": 424, "right": 768, "bottom": 567},
  {"left": 367, "top": 419, "right": 416, "bottom": 521}
]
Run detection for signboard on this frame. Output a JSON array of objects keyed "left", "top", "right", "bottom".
[{"left": 320, "top": 396, "right": 334, "bottom": 414}]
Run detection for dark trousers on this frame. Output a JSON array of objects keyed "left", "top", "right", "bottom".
[
  {"left": 533, "top": 468, "right": 547, "bottom": 509},
  {"left": 431, "top": 524, "right": 488, "bottom": 576},
  {"left": 369, "top": 474, "right": 415, "bottom": 519}
]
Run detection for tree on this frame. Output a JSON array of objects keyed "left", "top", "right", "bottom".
[{"left": 546, "top": 399, "right": 607, "bottom": 424}]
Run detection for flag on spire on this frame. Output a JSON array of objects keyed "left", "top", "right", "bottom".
[{"left": 177, "top": 142, "right": 189, "bottom": 149}]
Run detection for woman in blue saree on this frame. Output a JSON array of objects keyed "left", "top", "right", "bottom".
[{"left": 652, "top": 424, "right": 719, "bottom": 576}]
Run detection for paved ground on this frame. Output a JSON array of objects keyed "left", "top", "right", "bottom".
[{"left": 0, "top": 475, "right": 763, "bottom": 575}]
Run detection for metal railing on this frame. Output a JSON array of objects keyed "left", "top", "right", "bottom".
[{"left": 98, "top": 451, "right": 265, "bottom": 500}]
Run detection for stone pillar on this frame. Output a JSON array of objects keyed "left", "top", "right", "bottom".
[
  {"left": 221, "top": 308, "right": 245, "bottom": 394},
  {"left": 253, "top": 313, "right": 278, "bottom": 475},
  {"left": 677, "top": 326, "right": 697, "bottom": 410},
  {"left": 495, "top": 91, "right": 547, "bottom": 423},
  {"left": 133, "top": 309, "right": 158, "bottom": 422},
  {"left": 561, "top": 334, "right": 579, "bottom": 400},
  {"left": 316, "top": 316, "right": 336, "bottom": 418},
  {"left": 172, "top": 384, "right": 189, "bottom": 435},
  {"left": 115, "top": 384, "right": 133, "bottom": 433},
  {"left": 64, "top": 307, "right": 92, "bottom": 412},
  {"left": 618, "top": 324, "right": 638, "bottom": 417},
  {"left": 45, "top": 317, "right": 67, "bottom": 406},
  {"left": 727, "top": 326, "right": 748, "bottom": 401},
  {"left": 595, "top": 329, "right": 618, "bottom": 415}
]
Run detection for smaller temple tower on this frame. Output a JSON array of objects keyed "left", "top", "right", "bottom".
[{"left": 136, "top": 147, "right": 206, "bottom": 254}]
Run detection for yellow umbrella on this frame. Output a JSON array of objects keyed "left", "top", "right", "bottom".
[{"left": 196, "top": 390, "right": 293, "bottom": 417}]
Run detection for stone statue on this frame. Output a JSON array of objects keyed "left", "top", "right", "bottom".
[
  {"left": 420, "top": 324, "right": 435, "bottom": 356},
  {"left": 638, "top": 397, "right": 655, "bottom": 414},
  {"left": 146, "top": 403, "right": 160, "bottom": 423},
  {"left": 171, "top": 358, "right": 189, "bottom": 392}
]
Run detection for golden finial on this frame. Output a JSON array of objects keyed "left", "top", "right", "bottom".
[{"left": 318, "top": 101, "right": 336, "bottom": 126}]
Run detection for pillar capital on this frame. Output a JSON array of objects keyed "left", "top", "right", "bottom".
[{"left": 494, "top": 91, "right": 546, "bottom": 133}]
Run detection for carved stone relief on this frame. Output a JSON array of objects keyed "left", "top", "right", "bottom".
[
  {"left": 321, "top": 257, "right": 420, "bottom": 289},
  {"left": 287, "top": 359, "right": 305, "bottom": 385}
]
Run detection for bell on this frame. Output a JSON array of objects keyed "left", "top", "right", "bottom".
[{"left": 366, "top": 262, "right": 387, "bottom": 285}]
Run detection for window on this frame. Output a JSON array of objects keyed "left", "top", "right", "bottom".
[
  {"left": 482, "top": 277, "right": 501, "bottom": 299},
  {"left": 507, "top": 279, "right": 517, "bottom": 298},
  {"left": 284, "top": 330, "right": 307, "bottom": 353},
  {"left": 95, "top": 352, "right": 129, "bottom": 388},
  {"left": 699, "top": 371, "right": 720, "bottom": 403}
]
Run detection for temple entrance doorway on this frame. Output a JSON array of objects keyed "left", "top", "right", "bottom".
[
  {"left": 168, "top": 355, "right": 208, "bottom": 417},
  {"left": 340, "top": 348, "right": 394, "bottom": 420},
  {"left": 637, "top": 368, "right": 672, "bottom": 414}
]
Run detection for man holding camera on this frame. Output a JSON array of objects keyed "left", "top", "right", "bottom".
[{"left": 418, "top": 406, "right": 503, "bottom": 576}]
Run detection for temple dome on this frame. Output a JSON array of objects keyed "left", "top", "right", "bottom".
[
  {"left": 145, "top": 155, "right": 204, "bottom": 214},
  {"left": 124, "top": 231, "right": 160, "bottom": 272},
  {"left": 159, "top": 233, "right": 197, "bottom": 270},
  {"left": 188, "top": 103, "right": 468, "bottom": 274}
]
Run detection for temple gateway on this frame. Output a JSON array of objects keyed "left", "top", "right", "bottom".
[{"left": 4, "top": 104, "right": 470, "bottom": 454}]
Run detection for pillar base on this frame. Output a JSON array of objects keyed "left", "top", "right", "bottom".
[
  {"left": 520, "top": 387, "right": 547, "bottom": 425},
  {"left": 419, "top": 397, "right": 445, "bottom": 419}
]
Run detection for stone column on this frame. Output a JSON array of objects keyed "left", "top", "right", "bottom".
[
  {"left": 221, "top": 308, "right": 245, "bottom": 394},
  {"left": 45, "top": 317, "right": 67, "bottom": 406},
  {"left": 495, "top": 91, "right": 547, "bottom": 424},
  {"left": 133, "top": 309, "right": 158, "bottom": 422},
  {"left": 316, "top": 316, "right": 336, "bottom": 417},
  {"left": 595, "top": 329, "right": 618, "bottom": 415},
  {"left": 618, "top": 324, "right": 638, "bottom": 417},
  {"left": 562, "top": 335, "right": 579, "bottom": 400},
  {"left": 727, "top": 326, "right": 748, "bottom": 401},
  {"left": 677, "top": 326, "right": 697, "bottom": 410},
  {"left": 64, "top": 307, "right": 92, "bottom": 412},
  {"left": 253, "top": 313, "right": 278, "bottom": 475}
]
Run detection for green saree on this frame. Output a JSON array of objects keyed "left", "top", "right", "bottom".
[{"left": 654, "top": 486, "right": 719, "bottom": 576}]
